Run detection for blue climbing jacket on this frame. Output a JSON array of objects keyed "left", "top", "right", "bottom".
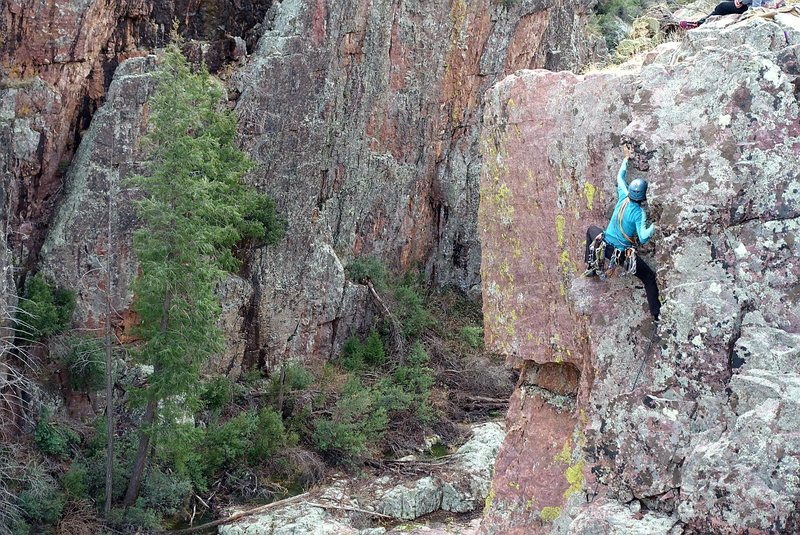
[{"left": 603, "top": 158, "right": 654, "bottom": 251}]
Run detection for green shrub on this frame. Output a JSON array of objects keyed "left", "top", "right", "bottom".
[
  {"left": 34, "top": 408, "right": 80, "bottom": 458},
  {"left": 345, "top": 256, "right": 388, "bottom": 291},
  {"left": 107, "top": 504, "right": 160, "bottom": 532},
  {"left": 18, "top": 469, "right": 65, "bottom": 526},
  {"left": 378, "top": 343, "right": 436, "bottom": 423},
  {"left": 59, "top": 336, "right": 105, "bottom": 391},
  {"left": 591, "top": 0, "right": 644, "bottom": 50},
  {"left": 268, "top": 362, "right": 314, "bottom": 396},
  {"left": 61, "top": 461, "right": 89, "bottom": 501},
  {"left": 200, "top": 375, "right": 238, "bottom": 411},
  {"left": 460, "top": 326, "right": 484, "bottom": 349},
  {"left": 394, "top": 282, "right": 435, "bottom": 339},
  {"left": 84, "top": 434, "right": 136, "bottom": 503},
  {"left": 595, "top": 0, "right": 642, "bottom": 19},
  {"left": 312, "top": 377, "right": 387, "bottom": 463},
  {"left": 140, "top": 467, "right": 192, "bottom": 517},
  {"left": 251, "top": 407, "right": 296, "bottom": 462},
  {"left": 18, "top": 273, "right": 75, "bottom": 340},
  {"left": 340, "top": 331, "right": 385, "bottom": 371},
  {"left": 9, "top": 519, "right": 31, "bottom": 535},
  {"left": 203, "top": 411, "right": 258, "bottom": 474},
  {"left": 240, "top": 368, "right": 264, "bottom": 387}
]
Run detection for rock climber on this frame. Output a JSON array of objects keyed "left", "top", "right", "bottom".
[
  {"left": 584, "top": 144, "right": 661, "bottom": 321},
  {"left": 679, "top": 0, "right": 757, "bottom": 28}
]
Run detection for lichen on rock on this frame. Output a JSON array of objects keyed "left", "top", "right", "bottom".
[{"left": 479, "top": 13, "right": 800, "bottom": 535}]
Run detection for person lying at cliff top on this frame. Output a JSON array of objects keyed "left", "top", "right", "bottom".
[
  {"left": 679, "top": 0, "right": 758, "bottom": 28},
  {"left": 584, "top": 144, "right": 661, "bottom": 321}
]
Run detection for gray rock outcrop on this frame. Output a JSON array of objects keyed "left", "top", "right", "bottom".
[
  {"left": 221, "top": 421, "right": 505, "bottom": 534},
  {"left": 478, "top": 13, "right": 800, "bottom": 534}
]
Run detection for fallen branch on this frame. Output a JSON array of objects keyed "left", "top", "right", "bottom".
[
  {"left": 366, "top": 280, "right": 406, "bottom": 362},
  {"left": 383, "top": 452, "right": 461, "bottom": 464},
  {"left": 167, "top": 492, "right": 309, "bottom": 534},
  {"left": 304, "top": 502, "right": 394, "bottom": 519}
]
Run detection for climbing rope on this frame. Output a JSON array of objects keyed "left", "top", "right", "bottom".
[
  {"left": 589, "top": 320, "right": 661, "bottom": 502},
  {"left": 629, "top": 320, "right": 660, "bottom": 392}
]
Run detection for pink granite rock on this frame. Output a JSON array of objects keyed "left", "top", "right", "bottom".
[{"left": 480, "top": 16, "right": 800, "bottom": 535}]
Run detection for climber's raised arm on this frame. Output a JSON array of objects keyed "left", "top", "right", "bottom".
[
  {"left": 637, "top": 207, "right": 655, "bottom": 245},
  {"left": 616, "top": 145, "right": 631, "bottom": 200}
]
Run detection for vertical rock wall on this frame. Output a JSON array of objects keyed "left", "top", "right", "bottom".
[
  {"left": 36, "top": 0, "right": 596, "bottom": 374},
  {"left": 0, "top": 0, "right": 273, "bottom": 271},
  {"left": 480, "top": 16, "right": 800, "bottom": 535},
  {"left": 229, "top": 0, "right": 594, "bottom": 365}
]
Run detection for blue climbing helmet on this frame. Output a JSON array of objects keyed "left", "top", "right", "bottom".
[{"left": 628, "top": 179, "right": 648, "bottom": 202}]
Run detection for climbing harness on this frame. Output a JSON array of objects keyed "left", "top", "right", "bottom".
[
  {"left": 629, "top": 320, "right": 660, "bottom": 392},
  {"left": 585, "top": 233, "right": 637, "bottom": 279},
  {"left": 585, "top": 233, "right": 609, "bottom": 279},
  {"left": 586, "top": 196, "right": 640, "bottom": 278}
]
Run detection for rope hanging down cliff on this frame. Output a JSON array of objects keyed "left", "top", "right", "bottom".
[{"left": 629, "top": 321, "right": 660, "bottom": 392}]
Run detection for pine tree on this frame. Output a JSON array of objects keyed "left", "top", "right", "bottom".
[{"left": 122, "top": 43, "right": 280, "bottom": 506}]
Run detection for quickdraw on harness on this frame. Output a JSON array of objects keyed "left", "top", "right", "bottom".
[{"left": 586, "top": 196, "right": 638, "bottom": 279}]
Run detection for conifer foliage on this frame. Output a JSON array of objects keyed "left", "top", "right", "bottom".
[{"left": 123, "top": 43, "right": 280, "bottom": 506}]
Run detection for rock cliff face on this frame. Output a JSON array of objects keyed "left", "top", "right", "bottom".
[
  {"left": 228, "top": 0, "right": 594, "bottom": 365},
  {"left": 479, "top": 14, "right": 800, "bottom": 534},
  {"left": 0, "top": 0, "right": 272, "bottom": 271},
  {"left": 36, "top": 0, "right": 595, "bottom": 373}
]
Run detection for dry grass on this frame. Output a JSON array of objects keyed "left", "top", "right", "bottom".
[{"left": 56, "top": 501, "right": 104, "bottom": 535}]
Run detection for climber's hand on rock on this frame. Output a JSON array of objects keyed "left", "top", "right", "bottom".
[
  {"left": 735, "top": 0, "right": 743, "bottom": 8},
  {"left": 623, "top": 144, "right": 632, "bottom": 160}
]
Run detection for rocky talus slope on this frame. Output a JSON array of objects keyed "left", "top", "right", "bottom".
[
  {"left": 479, "top": 14, "right": 800, "bottom": 535},
  {"left": 33, "top": 0, "right": 596, "bottom": 378},
  {"left": 219, "top": 422, "right": 504, "bottom": 535}
]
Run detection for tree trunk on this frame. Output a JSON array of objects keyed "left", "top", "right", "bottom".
[
  {"left": 104, "top": 184, "right": 114, "bottom": 517},
  {"left": 122, "top": 396, "right": 157, "bottom": 506},
  {"left": 277, "top": 362, "right": 286, "bottom": 414},
  {"left": 123, "top": 291, "right": 171, "bottom": 506}
]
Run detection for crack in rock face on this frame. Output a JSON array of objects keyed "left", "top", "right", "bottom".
[{"left": 479, "top": 15, "right": 800, "bottom": 535}]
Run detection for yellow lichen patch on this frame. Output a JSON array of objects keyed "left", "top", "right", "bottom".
[
  {"left": 491, "top": 182, "right": 514, "bottom": 225},
  {"left": 450, "top": 0, "right": 467, "bottom": 33},
  {"left": 499, "top": 260, "right": 513, "bottom": 283},
  {"left": 584, "top": 182, "right": 596, "bottom": 210},
  {"left": 511, "top": 237, "right": 522, "bottom": 259},
  {"left": 559, "top": 250, "right": 572, "bottom": 276},
  {"left": 540, "top": 506, "right": 561, "bottom": 522},
  {"left": 507, "top": 97, "right": 516, "bottom": 109},
  {"left": 484, "top": 481, "right": 495, "bottom": 514},
  {"left": 555, "top": 214, "right": 566, "bottom": 247},
  {"left": 564, "top": 460, "right": 585, "bottom": 499},
  {"left": 508, "top": 481, "right": 520, "bottom": 490},
  {"left": 554, "top": 441, "right": 571, "bottom": 464}
]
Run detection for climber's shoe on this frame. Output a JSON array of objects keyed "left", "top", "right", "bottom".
[{"left": 679, "top": 20, "right": 700, "bottom": 29}]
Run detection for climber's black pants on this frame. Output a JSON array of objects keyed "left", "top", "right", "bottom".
[
  {"left": 700, "top": 1, "right": 748, "bottom": 23},
  {"left": 585, "top": 226, "right": 661, "bottom": 319}
]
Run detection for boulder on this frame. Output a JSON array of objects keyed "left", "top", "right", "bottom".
[{"left": 221, "top": 421, "right": 505, "bottom": 534}]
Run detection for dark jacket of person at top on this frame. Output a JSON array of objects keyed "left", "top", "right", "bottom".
[
  {"left": 585, "top": 145, "right": 661, "bottom": 320},
  {"left": 680, "top": 0, "right": 759, "bottom": 28}
]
